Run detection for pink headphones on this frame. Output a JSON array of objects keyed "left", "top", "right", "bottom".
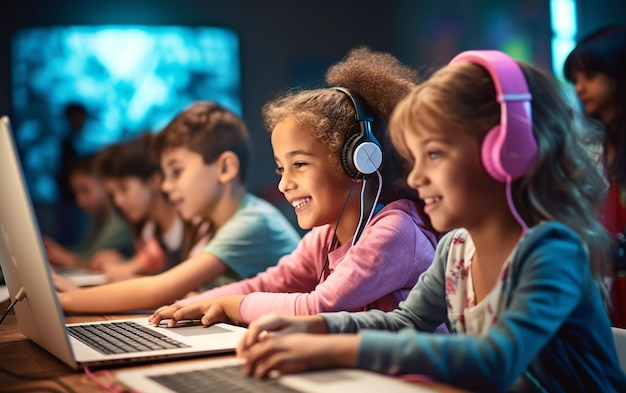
[{"left": 449, "top": 50, "right": 537, "bottom": 182}]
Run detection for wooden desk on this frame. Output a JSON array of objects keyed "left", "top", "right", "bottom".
[{"left": 0, "top": 299, "right": 466, "bottom": 393}]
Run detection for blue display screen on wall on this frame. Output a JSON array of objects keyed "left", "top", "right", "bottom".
[{"left": 11, "top": 26, "right": 241, "bottom": 202}]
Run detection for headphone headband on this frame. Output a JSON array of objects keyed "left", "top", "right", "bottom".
[
  {"left": 331, "top": 87, "right": 382, "bottom": 178},
  {"left": 449, "top": 50, "right": 537, "bottom": 181},
  {"left": 332, "top": 87, "right": 374, "bottom": 123}
]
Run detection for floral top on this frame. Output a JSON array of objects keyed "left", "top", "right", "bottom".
[
  {"left": 322, "top": 222, "right": 626, "bottom": 392},
  {"left": 445, "top": 229, "right": 516, "bottom": 336}
]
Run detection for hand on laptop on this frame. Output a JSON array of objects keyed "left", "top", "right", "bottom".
[
  {"left": 237, "top": 314, "right": 329, "bottom": 356},
  {"left": 240, "top": 332, "right": 360, "bottom": 378},
  {"left": 149, "top": 295, "right": 246, "bottom": 328}
]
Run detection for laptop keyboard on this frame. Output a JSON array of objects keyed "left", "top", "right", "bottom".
[
  {"left": 67, "top": 321, "right": 189, "bottom": 354},
  {"left": 149, "top": 365, "right": 300, "bottom": 393}
]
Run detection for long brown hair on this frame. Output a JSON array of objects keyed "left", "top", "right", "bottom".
[{"left": 390, "top": 59, "right": 612, "bottom": 297}]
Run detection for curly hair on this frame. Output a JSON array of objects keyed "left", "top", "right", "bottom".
[
  {"left": 390, "top": 59, "right": 612, "bottom": 295},
  {"left": 262, "top": 46, "right": 421, "bottom": 207}
]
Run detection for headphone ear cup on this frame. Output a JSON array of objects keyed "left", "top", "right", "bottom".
[
  {"left": 481, "top": 125, "right": 507, "bottom": 182},
  {"left": 341, "top": 133, "right": 361, "bottom": 178},
  {"left": 353, "top": 141, "right": 382, "bottom": 175}
]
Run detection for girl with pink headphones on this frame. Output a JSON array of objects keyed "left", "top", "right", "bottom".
[{"left": 237, "top": 50, "right": 626, "bottom": 392}]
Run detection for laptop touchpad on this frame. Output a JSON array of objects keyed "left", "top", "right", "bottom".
[{"left": 164, "top": 321, "right": 232, "bottom": 337}]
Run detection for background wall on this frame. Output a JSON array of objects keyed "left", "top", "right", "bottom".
[{"left": 1, "top": 0, "right": 624, "bottom": 240}]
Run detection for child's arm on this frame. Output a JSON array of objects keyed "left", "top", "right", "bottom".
[
  {"left": 147, "top": 230, "right": 323, "bottom": 326},
  {"left": 237, "top": 314, "right": 329, "bottom": 355},
  {"left": 325, "top": 223, "right": 595, "bottom": 392},
  {"left": 43, "top": 236, "right": 84, "bottom": 267},
  {"left": 242, "top": 333, "right": 360, "bottom": 379},
  {"left": 150, "top": 210, "right": 441, "bottom": 328},
  {"left": 149, "top": 294, "right": 246, "bottom": 327},
  {"left": 236, "top": 209, "right": 438, "bottom": 324},
  {"left": 159, "top": 227, "right": 321, "bottom": 306},
  {"left": 59, "top": 252, "right": 228, "bottom": 313},
  {"left": 147, "top": 252, "right": 316, "bottom": 326}
]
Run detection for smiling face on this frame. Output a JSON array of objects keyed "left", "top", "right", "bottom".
[
  {"left": 401, "top": 125, "right": 506, "bottom": 233},
  {"left": 271, "top": 117, "right": 358, "bottom": 233},
  {"left": 160, "top": 147, "right": 221, "bottom": 221}
]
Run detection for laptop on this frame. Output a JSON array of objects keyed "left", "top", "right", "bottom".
[
  {"left": 0, "top": 116, "right": 246, "bottom": 369},
  {"left": 116, "top": 356, "right": 436, "bottom": 393}
]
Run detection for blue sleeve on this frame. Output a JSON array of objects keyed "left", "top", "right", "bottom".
[
  {"left": 320, "top": 230, "right": 452, "bottom": 332},
  {"left": 327, "top": 223, "right": 595, "bottom": 392}
]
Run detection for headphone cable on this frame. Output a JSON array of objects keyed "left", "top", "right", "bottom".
[
  {"left": 506, "top": 179, "right": 528, "bottom": 235},
  {"left": 317, "top": 178, "right": 360, "bottom": 284},
  {"left": 352, "top": 170, "right": 382, "bottom": 246}
]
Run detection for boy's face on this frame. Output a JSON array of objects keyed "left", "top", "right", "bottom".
[
  {"left": 160, "top": 147, "right": 221, "bottom": 221},
  {"left": 104, "top": 176, "right": 155, "bottom": 223},
  {"left": 70, "top": 171, "right": 108, "bottom": 215},
  {"left": 271, "top": 117, "right": 356, "bottom": 232}
]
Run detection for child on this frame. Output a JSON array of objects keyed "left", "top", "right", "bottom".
[
  {"left": 82, "top": 133, "right": 187, "bottom": 282},
  {"left": 564, "top": 24, "right": 626, "bottom": 327},
  {"left": 44, "top": 154, "right": 133, "bottom": 268},
  {"left": 237, "top": 50, "right": 626, "bottom": 392},
  {"left": 58, "top": 101, "right": 301, "bottom": 313},
  {"left": 148, "top": 47, "right": 440, "bottom": 329}
]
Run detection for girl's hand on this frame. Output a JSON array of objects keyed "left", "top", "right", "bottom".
[
  {"left": 241, "top": 333, "right": 360, "bottom": 378},
  {"left": 149, "top": 295, "right": 245, "bottom": 328},
  {"left": 237, "top": 314, "right": 328, "bottom": 356}
]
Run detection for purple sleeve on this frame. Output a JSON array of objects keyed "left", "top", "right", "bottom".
[
  {"left": 177, "top": 228, "right": 329, "bottom": 305},
  {"left": 238, "top": 206, "right": 436, "bottom": 323}
]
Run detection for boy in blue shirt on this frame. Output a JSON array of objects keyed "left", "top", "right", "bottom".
[{"left": 57, "top": 101, "right": 300, "bottom": 313}]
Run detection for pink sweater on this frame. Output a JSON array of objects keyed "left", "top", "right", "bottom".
[{"left": 179, "top": 199, "right": 437, "bottom": 324}]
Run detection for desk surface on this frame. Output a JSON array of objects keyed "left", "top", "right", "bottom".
[{"left": 0, "top": 299, "right": 466, "bottom": 393}]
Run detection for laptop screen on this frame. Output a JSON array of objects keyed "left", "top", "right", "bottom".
[{"left": 0, "top": 116, "right": 78, "bottom": 367}]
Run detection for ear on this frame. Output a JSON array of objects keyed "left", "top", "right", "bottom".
[{"left": 216, "top": 151, "right": 241, "bottom": 184}]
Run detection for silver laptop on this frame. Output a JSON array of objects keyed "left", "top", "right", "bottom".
[
  {"left": 0, "top": 116, "right": 246, "bottom": 369},
  {"left": 116, "top": 357, "right": 435, "bottom": 393}
]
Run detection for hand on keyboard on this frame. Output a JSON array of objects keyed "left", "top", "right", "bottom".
[{"left": 149, "top": 295, "right": 246, "bottom": 328}]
